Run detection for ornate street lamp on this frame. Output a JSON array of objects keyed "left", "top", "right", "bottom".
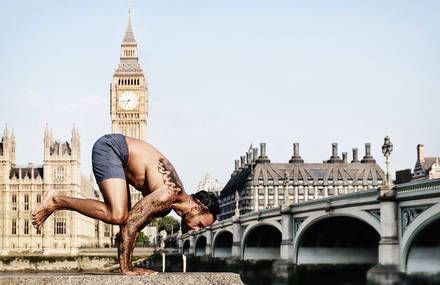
[{"left": 381, "top": 136, "right": 394, "bottom": 188}]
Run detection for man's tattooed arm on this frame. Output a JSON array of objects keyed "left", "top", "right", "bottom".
[
  {"left": 119, "top": 187, "right": 175, "bottom": 275},
  {"left": 158, "top": 157, "right": 184, "bottom": 192}
]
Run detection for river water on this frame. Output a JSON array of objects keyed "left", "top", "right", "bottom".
[
  {"left": 142, "top": 254, "right": 373, "bottom": 284},
  {"left": 141, "top": 254, "right": 440, "bottom": 285}
]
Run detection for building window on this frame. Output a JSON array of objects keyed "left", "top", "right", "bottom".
[
  {"left": 56, "top": 167, "right": 65, "bottom": 180},
  {"left": 24, "top": 219, "right": 29, "bottom": 235},
  {"left": 24, "top": 194, "right": 30, "bottom": 210},
  {"left": 104, "top": 224, "right": 110, "bottom": 237},
  {"left": 36, "top": 228, "right": 41, "bottom": 235},
  {"left": 54, "top": 218, "right": 66, "bottom": 235},
  {"left": 95, "top": 222, "right": 99, "bottom": 237},
  {"left": 12, "top": 219, "right": 17, "bottom": 235},
  {"left": 37, "top": 194, "right": 41, "bottom": 204},
  {"left": 12, "top": 194, "right": 17, "bottom": 210}
]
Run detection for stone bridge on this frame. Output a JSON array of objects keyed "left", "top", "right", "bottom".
[{"left": 179, "top": 179, "right": 440, "bottom": 275}]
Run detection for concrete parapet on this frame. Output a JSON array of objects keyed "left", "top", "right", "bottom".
[{"left": 0, "top": 273, "right": 245, "bottom": 285}]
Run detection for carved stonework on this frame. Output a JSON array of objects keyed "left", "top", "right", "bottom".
[
  {"left": 241, "top": 225, "right": 247, "bottom": 236},
  {"left": 366, "top": 210, "right": 381, "bottom": 222},
  {"left": 294, "top": 218, "right": 305, "bottom": 233},
  {"left": 401, "top": 206, "right": 431, "bottom": 233}
]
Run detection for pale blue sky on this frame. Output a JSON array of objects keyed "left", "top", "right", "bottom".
[{"left": 1, "top": 0, "right": 439, "bottom": 193}]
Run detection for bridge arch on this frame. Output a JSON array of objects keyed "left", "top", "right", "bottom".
[
  {"left": 195, "top": 235, "right": 207, "bottom": 256},
  {"left": 294, "top": 212, "right": 380, "bottom": 264},
  {"left": 401, "top": 203, "right": 440, "bottom": 273},
  {"left": 183, "top": 239, "right": 190, "bottom": 255},
  {"left": 212, "top": 230, "right": 233, "bottom": 258},
  {"left": 242, "top": 222, "right": 282, "bottom": 260}
]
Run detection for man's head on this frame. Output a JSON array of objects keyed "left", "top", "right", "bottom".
[{"left": 181, "top": 190, "right": 219, "bottom": 233}]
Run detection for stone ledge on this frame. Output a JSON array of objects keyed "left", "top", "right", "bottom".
[{"left": 0, "top": 272, "right": 245, "bottom": 285}]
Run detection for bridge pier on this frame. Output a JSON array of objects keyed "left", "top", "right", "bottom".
[
  {"left": 189, "top": 233, "right": 195, "bottom": 256},
  {"left": 232, "top": 216, "right": 241, "bottom": 258},
  {"left": 274, "top": 208, "right": 296, "bottom": 282},
  {"left": 178, "top": 233, "right": 183, "bottom": 254},
  {"left": 205, "top": 228, "right": 213, "bottom": 257},
  {"left": 368, "top": 186, "right": 404, "bottom": 284},
  {"left": 280, "top": 208, "right": 294, "bottom": 262}
]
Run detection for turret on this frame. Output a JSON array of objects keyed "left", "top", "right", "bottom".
[
  {"left": 327, "top": 143, "right": 343, "bottom": 163},
  {"left": 245, "top": 151, "right": 252, "bottom": 166},
  {"left": 9, "top": 128, "right": 16, "bottom": 164},
  {"left": 255, "top": 143, "right": 271, "bottom": 163},
  {"left": 417, "top": 144, "right": 424, "bottom": 162},
  {"left": 71, "top": 124, "right": 80, "bottom": 161},
  {"left": 289, "top": 142, "right": 304, "bottom": 163},
  {"left": 361, "top": 143, "right": 376, "bottom": 163},
  {"left": 0, "top": 124, "right": 16, "bottom": 182},
  {"left": 232, "top": 160, "right": 239, "bottom": 176},
  {"left": 0, "top": 124, "right": 15, "bottom": 163},
  {"left": 3, "top": 124, "right": 8, "bottom": 138},
  {"left": 351, "top": 148, "right": 359, "bottom": 163},
  {"left": 44, "top": 124, "right": 53, "bottom": 160},
  {"left": 240, "top": 156, "right": 246, "bottom": 169},
  {"left": 252, "top": 148, "right": 258, "bottom": 163}
]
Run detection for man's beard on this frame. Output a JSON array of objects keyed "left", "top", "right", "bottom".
[{"left": 180, "top": 214, "right": 191, "bottom": 233}]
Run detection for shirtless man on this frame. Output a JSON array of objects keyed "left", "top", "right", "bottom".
[{"left": 32, "top": 134, "right": 219, "bottom": 275}]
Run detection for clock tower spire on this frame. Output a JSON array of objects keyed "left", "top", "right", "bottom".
[{"left": 110, "top": 0, "right": 148, "bottom": 141}]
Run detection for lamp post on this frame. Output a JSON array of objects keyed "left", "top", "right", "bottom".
[
  {"left": 283, "top": 172, "right": 290, "bottom": 208},
  {"left": 234, "top": 191, "right": 240, "bottom": 217},
  {"left": 367, "top": 136, "right": 401, "bottom": 283},
  {"left": 381, "top": 136, "right": 394, "bottom": 188}
]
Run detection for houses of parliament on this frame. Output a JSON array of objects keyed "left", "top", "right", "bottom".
[{"left": 0, "top": 7, "right": 148, "bottom": 255}]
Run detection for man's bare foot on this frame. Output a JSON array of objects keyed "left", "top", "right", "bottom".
[
  {"left": 32, "top": 190, "right": 63, "bottom": 231},
  {"left": 122, "top": 267, "right": 158, "bottom": 275}
]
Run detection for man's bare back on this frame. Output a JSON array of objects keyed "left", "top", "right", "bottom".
[{"left": 124, "top": 137, "right": 183, "bottom": 196}]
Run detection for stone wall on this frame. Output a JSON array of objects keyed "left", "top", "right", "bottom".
[
  {"left": 0, "top": 256, "right": 118, "bottom": 272},
  {"left": 0, "top": 273, "right": 244, "bottom": 285}
]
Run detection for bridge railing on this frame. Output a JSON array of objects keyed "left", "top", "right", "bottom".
[{"left": 396, "top": 178, "right": 440, "bottom": 194}]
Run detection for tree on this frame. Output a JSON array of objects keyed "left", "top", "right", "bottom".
[
  {"left": 115, "top": 231, "right": 150, "bottom": 247},
  {"left": 150, "top": 216, "right": 180, "bottom": 235},
  {"left": 136, "top": 231, "right": 150, "bottom": 247}
]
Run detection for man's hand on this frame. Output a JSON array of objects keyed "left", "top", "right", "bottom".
[{"left": 118, "top": 187, "right": 175, "bottom": 273}]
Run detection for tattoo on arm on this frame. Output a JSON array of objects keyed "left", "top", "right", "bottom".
[
  {"left": 118, "top": 188, "right": 174, "bottom": 272},
  {"left": 158, "top": 157, "right": 184, "bottom": 192}
]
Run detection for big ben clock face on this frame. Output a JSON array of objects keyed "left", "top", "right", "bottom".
[{"left": 118, "top": 91, "right": 139, "bottom": 110}]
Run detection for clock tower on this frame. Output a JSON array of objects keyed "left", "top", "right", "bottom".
[
  {"left": 110, "top": 5, "right": 148, "bottom": 141},
  {"left": 110, "top": 4, "right": 148, "bottom": 206}
]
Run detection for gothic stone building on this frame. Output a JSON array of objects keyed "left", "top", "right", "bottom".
[
  {"left": 218, "top": 142, "right": 385, "bottom": 220},
  {"left": 0, "top": 126, "right": 112, "bottom": 255}
]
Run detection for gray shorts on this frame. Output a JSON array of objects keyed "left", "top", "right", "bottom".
[{"left": 92, "top": 134, "right": 129, "bottom": 184}]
